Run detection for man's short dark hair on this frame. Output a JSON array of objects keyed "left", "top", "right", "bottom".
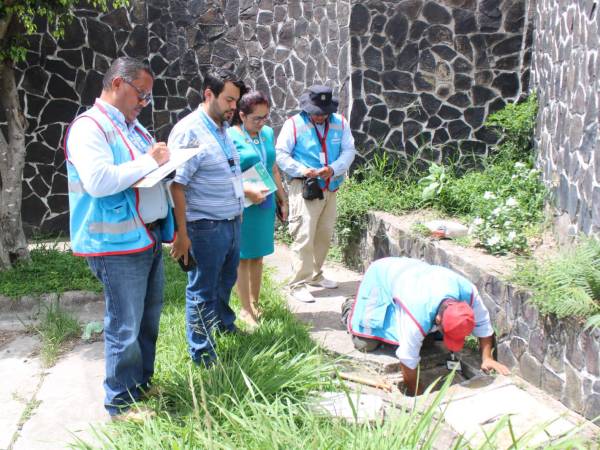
[
  {"left": 202, "top": 68, "right": 246, "bottom": 100},
  {"left": 102, "top": 57, "right": 153, "bottom": 90}
]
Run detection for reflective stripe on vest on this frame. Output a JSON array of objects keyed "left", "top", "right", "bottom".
[
  {"left": 88, "top": 217, "right": 143, "bottom": 234},
  {"left": 68, "top": 180, "right": 86, "bottom": 194}
]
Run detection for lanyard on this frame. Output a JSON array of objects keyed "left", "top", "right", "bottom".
[
  {"left": 241, "top": 125, "right": 266, "bottom": 163},
  {"left": 199, "top": 110, "right": 236, "bottom": 173},
  {"left": 95, "top": 101, "right": 152, "bottom": 159},
  {"left": 311, "top": 119, "right": 329, "bottom": 157}
]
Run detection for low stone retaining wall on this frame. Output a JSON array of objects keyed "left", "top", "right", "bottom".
[{"left": 342, "top": 210, "right": 600, "bottom": 422}]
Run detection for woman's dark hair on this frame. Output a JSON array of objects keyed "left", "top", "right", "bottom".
[{"left": 231, "top": 90, "right": 270, "bottom": 125}]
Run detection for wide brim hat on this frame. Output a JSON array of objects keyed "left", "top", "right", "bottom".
[{"left": 299, "top": 85, "right": 339, "bottom": 115}]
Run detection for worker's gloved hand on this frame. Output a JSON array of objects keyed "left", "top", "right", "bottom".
[{"left": 481, "top": 358, "right": 510, "bottom": 375}]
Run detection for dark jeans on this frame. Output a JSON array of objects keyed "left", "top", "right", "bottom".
[
  {"left": 185, "top": 217, "right": 240, "bottom": 365},
  {"left": 86, "top": 230, "right": 164, "bottom": 416}
]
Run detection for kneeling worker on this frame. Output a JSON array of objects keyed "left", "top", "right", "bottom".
[{"left": 345, "top": 257, "right": 509, "bottom": 395}]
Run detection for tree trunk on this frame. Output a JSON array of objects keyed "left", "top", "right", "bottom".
[{"left": 0, "top": 61, "right": 30, "bottom": 270}]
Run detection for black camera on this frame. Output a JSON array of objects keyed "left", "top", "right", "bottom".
[{"left": 302, "top": 177, "right": 324, "bottom": 200}]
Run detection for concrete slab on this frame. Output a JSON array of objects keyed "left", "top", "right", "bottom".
[
  {"left": 311, "top": 391, "right": 385, "bottom": 423},
  {"left": 13, "top": 341, "right": 106, "bottom": 450},
  {"left": 0, "top": 335, "right": 42, "bottom": 450}
]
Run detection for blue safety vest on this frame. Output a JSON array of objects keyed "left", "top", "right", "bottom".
[
  {"left": 348, "top": 257, "right": 475, "bottom": 344},
  {"left": 290, "top": 112, "right": 346, "bottom": 191},
  {"left": 64, "top": 104, "right": 175, "bottom": 256}
]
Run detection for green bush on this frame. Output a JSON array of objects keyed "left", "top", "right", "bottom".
[{"left": 513, "top": 237, "right": 600, "bottom": 326}]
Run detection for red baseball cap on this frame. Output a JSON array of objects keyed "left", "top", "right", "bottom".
[{"left": 441, "top": 300, "right": 475, "bottom": 352}]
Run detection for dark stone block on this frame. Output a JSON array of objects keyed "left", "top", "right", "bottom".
[
  {"left": 426, "top": 25, "right": 452, "bottom": 44},
  {"left": 25, "top": 94, "right": 47, "bottom": 119},
  {"left": 504, "top": 0, "right": 525, "bottom": 32},
  {"left": 47, "top": 192, "right": 69, "bottom": 212},
  {"left": 438, "top": 105, "right": 461, "bottom": 119},
  {"left": 57, "top": 50, "right": 83, "bottom": 69},
  {"left": 167, "top": 97, "right": 188, "bottom": 110},
  {"left": 386, "top": 130, "right": 404, "bottom": 150},
  {"left": 389, "top": 110, "right": 406, "bottom": 127},
  {"left": 566, "top": 328, "right": 585, "bottom": 370},
  {"left": 407, "top": 106, "right": 428, "bottom": 122},
  {"left": 364, "top": 78, "right": 381, "bottom": 95},
  {"left": 350, "top": 4, "right": 370, "bottom": 34},
  {"left": 475, "top": 126, "right": 500, "bottom": 144},
  {"left": 101, "top": 8, "right": 132, "bottom": 29},
  {"left": 370, "top": 14, "right": 386, "bottom": 33},
  {"left": 454, "top": 74, "right": 473, "bottom": 91},
  {"left": 492, "top": 72, "right": 519, "bottom": 98},
  {"left": 472, "top": 85, "right": 496, "bottom": 105},
  {"left": 22, "top": 66, "right": 49, "bottom": 96},
  {"left": 520, "top": 352, "right": 542, "bottom": 386},
  {"left": 79, "top": 70, "right": 103, "bottom": 107},
  {"left": 397, "top": 43, "right": 419, "bottom": 72},
  {"left": 420, "top": 93, "right": 442, "bottom": 115},
  {"left": 422, "top": 2, "right": 451, "bottom": 24},
  {"left": 385, "top": 13, "right": 409, "bottom": 47},
  {"left": 542, "top": 367, "right": 564, "bottom": 398},
  {"left": 410, "top": 20, "right": 428, "bottom": 40},
  {"left": 363, "top": 46, "right": 383, "bottom": 71},
  {"left": 475, "top": 70, "right": 493, "bottom": 85},
  {"left": 453, "top": 8, "right": 476, "bottom": 34},
  {"left": 419, "top": 49, "right": 436, "bottom": 73},
  {"left": 403, "top": 120, "right": 422, "bottom": 139},
  {"left": 433, "top": 128, "right": 450, "bottom": 144},
  {"left": 478, "top": 0, "right": 502, "bottom": 32},
  {"left": 382, "top": 71, "right": 414, "bottom": 92},
  {"left": 350, "top": 99, "right": 368, "bottom": 129},
  {"left": 493, "top": 35, "right": 523, "bottom": 56},
  {"left": 124, "top": 25, "right": 148, "bottom": 57},
  {"left": 22, "top": 193, "right": 48, "bottom": 226},
  {"left": 529, "top": 329, "right": 546, "bottom": 362},
  {"left": 432, "top": 44, "right": 457, "bottom": 61},
  {"left": 40, "top": 123, "right": 63, "bottom": 150},
  {"left": 370, "top": 34, "right": 386, "bottom": 48},
  {"left": 257, "top": 11, "right": 273, "bottom": 24},
  {"left": 368, "top": 104, "right": 388, "bottom": 120},
  {"left": 584, "top": 394, "right": 600, "bottom": 423},
  {"left": 27, "top": 142, "right": 55, "bottom": 165},
  {"left": 368, "top": 119, "right": 390, "bottom": 141},
  {"left": 459, "top": 139, "right": 486, "bottom": 155},
  {"left": 427, "top": 116, "right": 442, "bottom": 128},
  {"left": 46, "top": 74, "right": 78, "bottom": 102},
  {"left": 454, "top": 35, "right": 473, "bottom": 61},
  {"left": 448, "top": 93, "right": 470, "bottom": 108},
  {"left": 59, "top": 18, "right": 85, "bottom": 49},
  {"left": 279, "top": 20, "right": 295, "bottom": 48},
  {"left": 583, "top": 331, "right": 600, "bottom": 376},
  {"left": 563, "top": 363, "right": 584, "bottom": 413},
  {"left": 464, "top": 107, "right": 485, "bottom": 128},
  {"left": 414, "top": 72, "right": 435, "bottom": 91},
  {"left": 436, "top": 84, "right": 451, "bottom": 98},
  {"left": 351, "top": 71, "right": 363, "bottom": 98},
  {"left": 453, "top": 57, "right": 473, "bottom": 73},
  {"left": 87, "top": 19, "right": 117, "bottom": 58},
  {"left": 382, "top": 45, "right": 396, "bottom": 71},
  {"left": 41, "top": 100, "right": 79, "bottom": 124},
  {"left": 151, "top": 54, "right": 169, "bottom": 76},
  {"left": 364, "top": 69, "right": 380, "bottom": 81},
  {"left": 383, "top": 92, "right": 418, "bottom": 108},
  {"left": 495, "top": 55, "right": 519, "bottom": 70},
  {"left": 448, "top": 120, "right": 470, "bottom": 139},
  {"left": 366, "top": 94, "right": 383, "bottom": 106}
]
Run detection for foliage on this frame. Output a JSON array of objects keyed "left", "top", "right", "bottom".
[
  {"left": 0, "top": 243, "right": 101, "bottom": 298},
  {"left": 33, "top": 303, "right": 81, "bottom": 366},
  {"left": 0, "top": 0, "right": 128, "bottom": 63},
  {"left": 418, "top": 163, "right": 448, "bottom": 201},
  {"left": 513, "top": 237, "right": 600, "bottom": 324}
]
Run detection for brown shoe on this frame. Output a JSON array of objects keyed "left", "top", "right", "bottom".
[
  {"left": 111, "top": 406, "right": 156, "bottom": 423},
  {"left": 139, "top": 384, "right": 162, "bottom": 400}
]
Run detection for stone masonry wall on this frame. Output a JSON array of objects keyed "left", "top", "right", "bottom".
[
  {"left": 346, "top": 211, "right": 600, "bottom": 421},
  {"left": 532, "top": 0, "right": 600, "bottom": 237},
  {"left": 347, "top": 0, "right": 532, "bottom": 169},
  {"left": 2, "top": 0, "right": 350, "bottom": 235}
]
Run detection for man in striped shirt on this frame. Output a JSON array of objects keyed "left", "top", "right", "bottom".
[{"left": 169, "top": 69, "right": 246, "bottom": 367}]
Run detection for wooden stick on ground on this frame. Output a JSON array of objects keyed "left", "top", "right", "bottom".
[{"left": 338, "top": 372, "right": 393, "bottom": 392}]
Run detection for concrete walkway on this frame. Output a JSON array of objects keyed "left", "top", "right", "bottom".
[{"left": 0, "top": 244, "right": 597, "bottom": 449}]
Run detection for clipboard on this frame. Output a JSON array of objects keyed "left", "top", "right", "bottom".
[
  {"left": 242, "top": 161, "right": 277, "bottom": 207},
  {"left": 133, "top": 146, "right": 202, "bottom": 188}
]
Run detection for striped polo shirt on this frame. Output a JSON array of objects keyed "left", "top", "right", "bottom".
[{"left": 168, "top": 107, "right": 244, "bottom": 221}]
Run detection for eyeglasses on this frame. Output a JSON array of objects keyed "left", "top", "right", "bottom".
[
  {"left": 248, "top": 114, "right": 269, "bottom": 124},
  {"left": 123, "top": 79, "right": 153, "bottom": 104}
]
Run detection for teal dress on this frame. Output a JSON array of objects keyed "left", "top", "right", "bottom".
[{"left": 227, "top": 125, "right": 277, "bottom": 259}]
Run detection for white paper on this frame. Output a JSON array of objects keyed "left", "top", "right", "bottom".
[{"left": 133, "top": 146, "right": 202, "bottom": 188}]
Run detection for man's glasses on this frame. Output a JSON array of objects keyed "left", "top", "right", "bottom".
[
  {"left": 248, "top": 114, "right": 269, "bottom": 124},
  {"left": 123, "top": 79, "right": 153, "bottom": 104}
]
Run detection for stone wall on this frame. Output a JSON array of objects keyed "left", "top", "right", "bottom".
[
  {"left": 346, "top": 211, "right": 600, "bottom": 421},
  {"left": 531, "top": 0, "right": 600, "bottom": 237},
  {"left": 347, "top": 0, "right": 532, "bottom": 168},
  {"left": 3, "top": 0, "right": 350, "bottom": 234}
]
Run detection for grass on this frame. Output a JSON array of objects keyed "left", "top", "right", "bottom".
[
  {"left": 0, "top": 243, "right": 101, "bottom": 299},
  {"left": 33, "top": 303, "right": 81, "bottom": 366}
]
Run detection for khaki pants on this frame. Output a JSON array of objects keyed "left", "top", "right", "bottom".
[{"left": 287, "top": 179, "right": 337, "bottom": 289}]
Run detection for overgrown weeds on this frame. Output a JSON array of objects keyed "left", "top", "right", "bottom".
[
  {"left": 33, "top": 303, "right": 81, "bottom": 366},
  {"left": 0, "top": 242, "right": 100, "bottom": 298},
  {"left": 513, "top": 237, "right": 600, "bottom": 326}
]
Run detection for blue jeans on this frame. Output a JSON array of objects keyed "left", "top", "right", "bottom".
[
  {"left": 186, "top": 218, "right": 240, "bottom": 365},
  {"left": 86, "top": 231, "right": 164, "bottom": 416}
]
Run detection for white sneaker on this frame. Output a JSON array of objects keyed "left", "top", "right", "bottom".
[
  {"left": 311, "top": 278, "right": 339, "bottom": 289},
  {"left": 291, "top": 287, "right": 315, "bottom": 303}
]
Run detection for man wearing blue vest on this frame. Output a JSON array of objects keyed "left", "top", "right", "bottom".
[
  {"left": 276, "top": 85, "right": 356, "bottom": 303},
  {"left": 345, "top": 257, "right": 510, "bottom": 395},
  {"left": 65, "top": 57, "right": 175, "bottom": 420},
  {"left": 168, "top": 69, "right": 246, "bottom": 367}
]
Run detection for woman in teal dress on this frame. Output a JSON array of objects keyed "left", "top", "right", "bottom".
[{"left": 228, "top": 91, "right": 288, "bottom": 327}]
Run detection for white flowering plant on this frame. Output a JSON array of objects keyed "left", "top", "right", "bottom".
[{"left": 470, "top": 162, "right": 544, "bottom": 254}]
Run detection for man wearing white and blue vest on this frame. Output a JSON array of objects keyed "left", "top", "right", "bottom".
[
  {"left": 345, "top": 257, "right": 510, "bottom": 395},
  {"left": 276, "top": 85, "right": 356, "bottom": 303},
  {"left": 65, "top": 57, "right": 175, "bottom": 421}
]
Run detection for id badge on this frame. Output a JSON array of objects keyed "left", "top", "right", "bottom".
[
  {"left": 232, "top": 175, "right": 244, "bottom": 199},
  {"left": 319, "top": 152, "right": 326, "bottom": 165}
]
